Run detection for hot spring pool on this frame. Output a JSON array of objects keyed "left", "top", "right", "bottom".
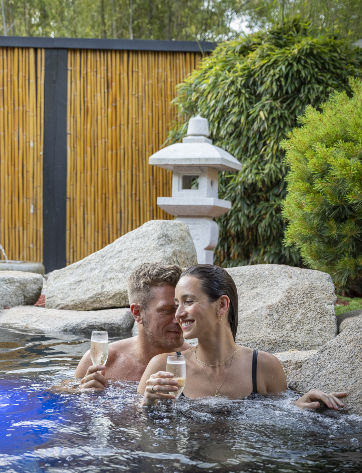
[{"left": 0, "top": 327, "right": 361, "bottom": 473}]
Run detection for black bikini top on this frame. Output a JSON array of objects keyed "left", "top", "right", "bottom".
[{"left": 251, "top": 348, "right": 258, "bottom": 395}]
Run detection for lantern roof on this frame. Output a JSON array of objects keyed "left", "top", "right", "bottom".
[{"left": 149, "top": 116, "right": 241, "bottom": 172}]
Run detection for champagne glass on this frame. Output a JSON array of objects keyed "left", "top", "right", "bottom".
[
  {"left": 166, "top": 353, "right": 186, "bottom": 399},
  {"left": 90, "top": 330, "right": 108, "bottom": 366}
]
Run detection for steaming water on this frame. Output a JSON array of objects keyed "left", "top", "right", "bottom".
[{"left": 0, "top": 327, "right": 361, "bottom": 472}]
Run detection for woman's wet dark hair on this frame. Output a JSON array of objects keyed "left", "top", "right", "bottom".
[{"left": 180, "top": 264, "right": 238, "bottom": 340}]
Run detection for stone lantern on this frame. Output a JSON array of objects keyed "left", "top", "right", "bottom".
[{"left": 149, "top": 116, "right": 241, "bottom": 264}]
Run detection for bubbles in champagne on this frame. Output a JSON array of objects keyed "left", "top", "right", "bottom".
[{"left": 91, "top": 341, "right": 108, "bottom": 366}]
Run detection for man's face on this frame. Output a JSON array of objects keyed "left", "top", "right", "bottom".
[{"left": 141, "top": 285, "right": 184, "bottom": 350}]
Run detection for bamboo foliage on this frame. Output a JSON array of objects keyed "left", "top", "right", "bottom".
[
  {"left": 0, "top": 47, "right": 44, "bottom": 263},
  {"left": 170, "top": 21, "right": 361, "bottom": 268},
  {"left": 66, "top": 49, "right": 200, "bottom": 264}
]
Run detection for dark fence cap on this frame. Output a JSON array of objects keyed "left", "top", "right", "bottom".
[{"left": 0, "top": 36, "right": 217, "bottom": 53}]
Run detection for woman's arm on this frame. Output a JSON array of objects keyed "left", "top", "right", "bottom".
[
  {"left": 258, "top": 352, "right": 347, "bottom": 409},
  {"left": 137, "top": 353, "right": 179, "bottom": 406},
  {"left": 294, "top": 389, "right": 347, "bottom": 410}
]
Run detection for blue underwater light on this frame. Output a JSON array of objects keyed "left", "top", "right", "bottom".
[{"left": 0, "top": 378, "right": 68, "bottom": 455}]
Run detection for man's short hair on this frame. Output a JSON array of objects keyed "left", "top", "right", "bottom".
[{"left": 127, "top": 262, "right": 182, "bottom": 307}]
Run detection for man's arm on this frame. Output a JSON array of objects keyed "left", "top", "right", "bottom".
[
  {"left": 73, "top": 349, "right": 107, "bottom": 390},
  {"left": 51, "top": 350, "right": 106, "bottom": 393},
  {"left": 74, "top": 350, "right": 92, "bottom": 378}
]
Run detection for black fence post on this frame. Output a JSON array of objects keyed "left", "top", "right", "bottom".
[{"left": 43, "top": 49, "right": 68, "bottom": 273}]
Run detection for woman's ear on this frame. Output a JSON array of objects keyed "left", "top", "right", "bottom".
[
  {"left": 130, "top": 303, "right": 143, "bottom": 324},
  {"left": 218, "top": 295, "right": 230, "bottom": 317}
]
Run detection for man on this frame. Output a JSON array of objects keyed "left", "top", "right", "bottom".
[{"left": 74, "top": 262, "right": 189, "bottom": 390}]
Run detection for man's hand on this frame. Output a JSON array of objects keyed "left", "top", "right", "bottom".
[
  {"left": 79, "top": 365, "right": 107, "bottom": 391},
  {"left": 295, "top": 389, "right": 347, "bottom": 410},
  {"left": 141, "top": 371, "right": 179, "bottom": 406}
]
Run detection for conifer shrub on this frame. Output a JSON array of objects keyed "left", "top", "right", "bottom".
[
  {"left": 282, "top": 79, "right": 362, "bottom": 296},
  {"left": 168, "top": 20, "right": 361, "bottom": 267}
]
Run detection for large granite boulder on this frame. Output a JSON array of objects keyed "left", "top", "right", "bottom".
[
  {"left": 226, "top": 265, "right": 336, "bottom": 352},
  {"left": 45, "top": 220, "right": 197, "bottom": 310},
  {"left": 275, "top": 350, "right": 317, "bottom": 385},
  {"left": 288, "top": 320, "right": 362, "bottom": 415},
  {"left": 0, "top": 271, "right": 43, "bottom": 309},
  {"left": 0, "top": 306, "right": 134, "bottom": 336},
  {"left": 337, "top": 310, "right": 362, "bottom": 333},
  {"left": 0, "top": 260, "right": 45, "bottom": 274}
]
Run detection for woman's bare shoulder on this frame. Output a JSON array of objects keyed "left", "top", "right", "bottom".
[
  {"left": 235, "top": 346, "right": 277, "bottom": 362},
  {"left": 257, "top": 350, "right": 282, "bottom": 368},
  {"left": 257, "top": 350, "right": 286, "bottom": 393}
]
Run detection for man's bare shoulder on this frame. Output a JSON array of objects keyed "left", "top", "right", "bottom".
[
  {"left": 75, "top": 336, "right": 139, "bottom": 381},
  {"left": 109, "top": 336, "right": 137, "bottom": 350},
  {"left": 107, "top": 337, "right": 137, "bottom": 359}
]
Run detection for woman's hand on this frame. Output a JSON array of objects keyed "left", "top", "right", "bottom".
[
  {"left": 79, "top": 365, "right": 107, "bottom": 391},
  {"left": 295, "top": 389, "right": 347, "bottom": 410},
  {"left": 141, "top": 371, "right": 179, "bottom": 406}
]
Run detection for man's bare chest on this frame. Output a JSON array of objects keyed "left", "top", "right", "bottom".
[{"left": 104, "top": 352, "right": 147, "bottom": 382}]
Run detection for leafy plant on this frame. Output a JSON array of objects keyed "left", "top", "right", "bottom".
[
  {"left": 282, "top": 79, "right": 362, "bottom": 295},
  {"left": 169, "top": 20, "right": 362, "bottom": 267}
]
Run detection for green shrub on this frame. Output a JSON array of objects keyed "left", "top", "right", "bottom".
[
  {"left": 169, "top": 20, "right": 361, "bottom": 267},
  {"left": 282, "top": 79, "right": 362, "bottom": 295}
]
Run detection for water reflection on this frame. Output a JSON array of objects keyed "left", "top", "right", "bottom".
[{"left": 0, "top": 327, "right": 361, "bottom": 473}]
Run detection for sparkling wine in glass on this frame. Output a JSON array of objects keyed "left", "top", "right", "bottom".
[
  {"left": 90, "top": 330, "right": 108, "bottom": 366},
  {"left": 166, "top": 353, "right": 186, "bottom": 399}
]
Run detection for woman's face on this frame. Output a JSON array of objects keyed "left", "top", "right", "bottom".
[{"left": 174, "top": 275, "right": 218, "bottom": 339}]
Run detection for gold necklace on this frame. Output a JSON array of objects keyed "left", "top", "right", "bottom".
[
  {"left": 194, "top": 345, "right": 240, "bottom": 367},
  {"left": 194, "top": 346, "right": 241, "bottom": 396}
]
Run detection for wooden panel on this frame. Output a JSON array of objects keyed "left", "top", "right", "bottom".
[
  {"left": 66, "top": 50, "right": 200, "bottom": 264},
  {"left": 0, "top": 48, "right": 44, "bottom": 263}
]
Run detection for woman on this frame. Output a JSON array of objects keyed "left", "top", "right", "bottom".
[{"left": 138, "top": 265, "right": 346, "bottom": 409}]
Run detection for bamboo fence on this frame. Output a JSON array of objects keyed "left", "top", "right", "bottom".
[
  {"left": 0, "top": 47, "right": 44, "bottom": 263},
  {"left": 66, "top": 49, "right": 200, "bottom": 264},
  {"left": 0, "top": 46, "right": 200, "bottom": 265}
]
